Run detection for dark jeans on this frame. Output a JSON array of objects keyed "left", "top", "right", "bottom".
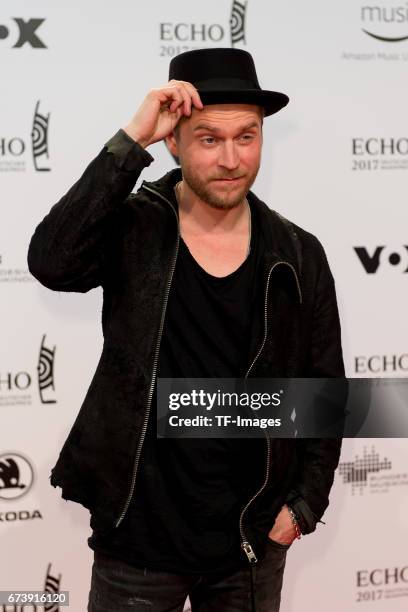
[{"left": 87, "top": 539, "right": 290, "bottom": 612}]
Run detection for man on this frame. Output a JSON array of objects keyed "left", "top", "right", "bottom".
[{"left": 27, "top": 48, "right": 344, "bottom": 611}]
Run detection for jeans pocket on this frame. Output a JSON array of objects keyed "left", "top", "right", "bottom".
[{"left": 266, "top": 537, "right": 291, "bottom": 550}]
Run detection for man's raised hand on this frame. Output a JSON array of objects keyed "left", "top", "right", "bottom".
[{"left": 123, "top": 80, "right": 203, "bottom": 148}]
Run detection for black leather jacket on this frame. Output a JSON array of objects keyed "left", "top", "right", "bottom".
[{"left": 27, "top": 129, "right": 344, "bottom": 564}]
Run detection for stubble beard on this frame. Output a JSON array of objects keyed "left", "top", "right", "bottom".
[{"left": 180, "top": 162, "right": 259, "bottom": 211}]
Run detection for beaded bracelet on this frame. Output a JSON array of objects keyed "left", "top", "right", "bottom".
[{"left": 286, "top": 505, "right": 302, "bottom": 540}]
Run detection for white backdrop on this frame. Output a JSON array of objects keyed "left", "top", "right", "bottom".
[{"left": 1, "top": 1, "right": 408, "bottom": 610}]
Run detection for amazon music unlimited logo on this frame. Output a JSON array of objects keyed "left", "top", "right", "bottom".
[
  {"left": 342, "top": 3, "right": 408, "bottom": 62},
  {"left": 158, "top": 0, "right": 247, "bottom": 58},
  {"left": 361, "top": 4, "right": 408, "bottom": 42}
]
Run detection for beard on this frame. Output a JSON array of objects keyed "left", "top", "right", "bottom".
[{"left": 180, "top": 159, "right": 260, "bottom": 210}]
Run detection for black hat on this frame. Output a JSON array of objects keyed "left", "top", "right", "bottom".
[{"left": 168, "top": 48, "right": 289, "bottom": 118}]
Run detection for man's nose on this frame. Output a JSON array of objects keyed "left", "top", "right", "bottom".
[{"left": 218, "top": 141, "right": 240, "bottom": 170}]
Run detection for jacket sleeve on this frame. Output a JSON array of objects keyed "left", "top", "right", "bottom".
[
  {"left": 285, "top": 238, "right": 345, "bottom": 534},
  {"left": 27, "top": 129, "right": 154, "bottom": 293}
]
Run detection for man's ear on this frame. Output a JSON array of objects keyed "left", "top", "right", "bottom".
[
  {"left": 165, "top": 131, "right": 178, "bottom": 157},
  {"left": 164, "top": 132, "right": 180, "bottom": 166}
]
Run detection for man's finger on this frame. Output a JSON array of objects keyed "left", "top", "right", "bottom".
[
  {"left": 169, "top": 80, "right": 203, "bottom": 112},
  {"left": 158, "top": 86, "right": 184, "bottom": 114},
  {"left": 162, "top": 84, "right": 190, "bottom": 115},
  {"left": 157, "top": 86, "right": 183, "bottom": 107},
  {"left": 169, "top": 98, "right": 183, "bottom": 114},
  {"left": 180, "top": 81, "right": 204, "bottom": 110},
  {"left": 174, "top": 80, "right": 203, "bottom": 111},
  {"left": 175, "top": 84, "right": 192, "bottom": 116}
]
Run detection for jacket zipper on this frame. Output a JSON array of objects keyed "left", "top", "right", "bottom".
[
  {"left": 115, "top": 184, "right": 180, "bottom": 527},
  {"left": 239, "top": 260, "right": 302, "bottom": 564}
]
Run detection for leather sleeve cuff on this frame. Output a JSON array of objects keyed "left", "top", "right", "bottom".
[
  {"left": 285, "top": 489, "right": 319, "bottom": 535},
  {"left": 104, "top": 129, "right": 154, "bottom": 172}
]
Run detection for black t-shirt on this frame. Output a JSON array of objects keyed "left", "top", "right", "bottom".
[{"left": 88, "top": 200, "right": 266, "bottom": 573}]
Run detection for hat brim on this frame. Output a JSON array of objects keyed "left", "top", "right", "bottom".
[{"left": 197, "top": 89, "right": 289, "bottom": 117}]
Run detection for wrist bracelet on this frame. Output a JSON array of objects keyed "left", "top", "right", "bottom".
[{"left": 287, "top": 505, "right": 302, "bottom": 539}]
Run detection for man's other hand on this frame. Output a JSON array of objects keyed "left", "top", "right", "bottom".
[
  {"left": 267, "top": 504, "right": 297, "bottom": 546},
  {"left": 123, "top": 81, "right": 203, "bottom": 149}
]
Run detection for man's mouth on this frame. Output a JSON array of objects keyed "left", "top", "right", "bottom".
[{"left": 214, "top": 177, "right": 244, "bottom": 182}]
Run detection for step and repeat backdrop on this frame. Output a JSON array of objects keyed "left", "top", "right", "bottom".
[{"left": 1, "top": 1, "right": 407, "bottom": 610}]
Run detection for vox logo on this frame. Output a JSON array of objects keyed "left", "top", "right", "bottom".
[
  {"left": 0, "top": 18, "right": 47, "bottom": 48},
  {"left": 354, "top": 246, "right": 408, "bottom": 273}
]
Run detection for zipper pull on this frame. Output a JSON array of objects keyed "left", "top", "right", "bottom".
[{"left": 241, "top": 541, "right": 258, "bottom": 565}]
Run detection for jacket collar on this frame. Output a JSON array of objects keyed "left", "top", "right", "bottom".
[{"left": 140, "top": 168, "right": 302, "bottom": 282}]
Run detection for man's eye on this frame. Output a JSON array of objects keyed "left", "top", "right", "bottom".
[{"left": 202, "top": 137, "right": 216, "bottom": 144}]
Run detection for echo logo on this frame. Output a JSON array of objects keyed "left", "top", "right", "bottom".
[
  {"left": 354, "top": 246, "right": 408, "bottom": 273},
  {"left": 352, "top": 138, "right": 408, "bottom": 155},
  {"left": 0, "top": 372, "right": 31, "bottom": 391},
  {"left": 357, "top": 566, "right": 408, "bottom": 586},
  {"left": 355, "top": 354, "right": 408, "bottom": 373},
  {"left": 0, "top": 101, "right": 51, "bottom": 172},
  {"left": 160, "top": 23, "right": 225, "bottom": 42},
  {"left": 0, "top": 334, "right": 56, "bottom": 405},
  {"left": 159, "top": 0, "right": 247, "bottom": 48}
]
